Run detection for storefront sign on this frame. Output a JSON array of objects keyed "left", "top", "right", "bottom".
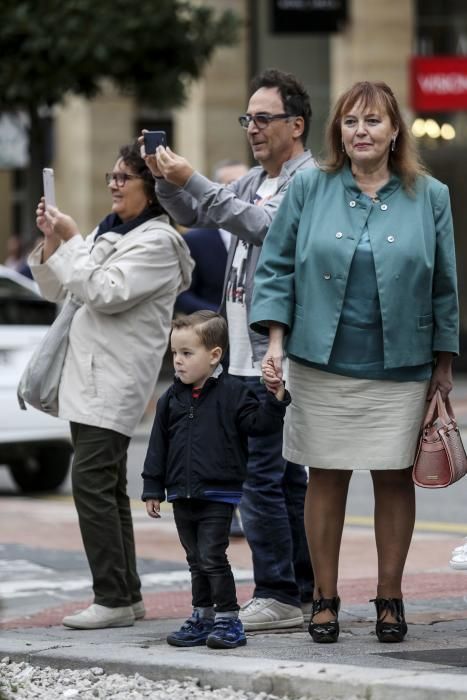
[
  {"left": 271, "top": 0, "right": 347, "bottom": 33},
  {"left": 411, "top": 56, "right": 467, "bottom": 112}
]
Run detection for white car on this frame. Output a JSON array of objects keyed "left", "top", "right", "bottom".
[{"left": 0, "top": 265, "right": 72, "bottom": 492}]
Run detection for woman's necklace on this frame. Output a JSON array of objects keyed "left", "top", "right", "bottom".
[
  {"left": 358, "top": 182, "right": 384, "bottom": 203},
  {"left": 352, "top": 170, "right": 389, "bottom": 204}
]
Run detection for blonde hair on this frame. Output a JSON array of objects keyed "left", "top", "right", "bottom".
[{"left": 324, "top": 81, "right": 426, "bottom": 192}]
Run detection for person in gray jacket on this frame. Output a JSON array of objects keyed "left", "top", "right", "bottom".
[{"left": 141, "top": 69, "right": 315, "bottom": 631}]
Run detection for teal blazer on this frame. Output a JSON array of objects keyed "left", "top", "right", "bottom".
[{"left": 250, "top": 165, "right": 459, "bottom": 369}]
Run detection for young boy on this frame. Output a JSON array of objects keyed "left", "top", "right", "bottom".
[{"left": 141, "top": 310, "right": 289, "bottom": 649}]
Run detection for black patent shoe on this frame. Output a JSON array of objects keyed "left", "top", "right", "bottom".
[
  {"left": 308, "top": 596, "right": 340, "bottom": 643},
  {"left": 370, "top": 597, "right": 407, "bottom": 643}
]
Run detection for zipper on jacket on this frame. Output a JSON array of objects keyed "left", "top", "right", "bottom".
[{"left": 185, "top": 403, "right": 195, "bottom": 498}]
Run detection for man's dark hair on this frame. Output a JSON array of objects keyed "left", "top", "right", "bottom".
[
  {"left": 172, "top": 310, "right": 229, "bottom": 358},
  {"left": 119, "top": 142, "right": 165, "bottom": 217},
  {"left": 250, "top": 69, "right": 312, "bottom": 145}
]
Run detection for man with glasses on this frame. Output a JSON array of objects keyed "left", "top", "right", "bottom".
[{"left": 142, "top": 69, "right": 315, "bottom": 632}]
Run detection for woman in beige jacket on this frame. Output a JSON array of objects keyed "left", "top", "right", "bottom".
[{"left": 31, "top": 143, "right": 194, "bottom": 630}]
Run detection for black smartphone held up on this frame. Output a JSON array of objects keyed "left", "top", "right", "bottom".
[{"left": 143, "top": 130, "right": 167, "bottom": 155}]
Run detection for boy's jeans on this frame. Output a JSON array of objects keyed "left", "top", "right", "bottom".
[{"left": 173, "top": 499, "right": 239, "bottom": 613}]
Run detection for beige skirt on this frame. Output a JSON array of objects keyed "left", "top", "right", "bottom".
[{"left": 284, "top": 361, "right": 430, "bottom": 470}]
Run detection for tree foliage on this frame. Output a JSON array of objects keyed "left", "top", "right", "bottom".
[
  {"left": 0, "top": 0, "right": 239, "bottom": 231},
  {"left": 0, "top": 0, "right": 239, "bottom": 111}
]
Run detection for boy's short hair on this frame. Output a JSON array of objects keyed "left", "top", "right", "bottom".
[{"left": 172, "top": 311, "right": 229, "bottom": 357}]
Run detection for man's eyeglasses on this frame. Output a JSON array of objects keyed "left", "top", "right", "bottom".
[
  {"left": 105, "top": 172, "right": 143, "bottom": 187},
  {"left": 238, "top": 113, "right": 295, "bottom": 130}
]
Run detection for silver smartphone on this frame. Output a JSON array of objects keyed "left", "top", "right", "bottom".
[{"left": 43, "top": 168, "right": 56, "bottom": 207}]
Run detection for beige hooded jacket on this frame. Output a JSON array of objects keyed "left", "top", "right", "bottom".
[{"left": 29, "top": 215, "right": 194, "bottom": 437}]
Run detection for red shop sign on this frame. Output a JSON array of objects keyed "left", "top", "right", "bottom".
[{"left": 411, "top": 56, "right": 467, "bottom": 112}]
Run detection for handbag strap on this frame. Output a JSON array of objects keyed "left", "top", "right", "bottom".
[
  {"left": 423, "top": 389, "right": 456, "bottom": 429},
  {"left": 435, "top": 389, "right": 456, "bottom": 426},
  {"left": 422, "top": 391, "right": 438, "bottom": 428},
  {"left": 444, "top": 395, "right": 455, "bottom": 422}
]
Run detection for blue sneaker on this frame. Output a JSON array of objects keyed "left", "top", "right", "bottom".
[
  {"left": 166, "top": 613, "right": 214, "bottom": 647},
  {"left": 206, "top": 616, "right": 247, "bottom": 649}
]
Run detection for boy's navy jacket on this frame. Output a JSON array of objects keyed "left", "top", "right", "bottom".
[{"left": 141, "top": 370, "right": 290, "bottom": 502}]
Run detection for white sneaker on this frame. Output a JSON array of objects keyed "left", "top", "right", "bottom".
[
  {"left": 239, "top": 597, "right": 303, "bottom": 631},
  {"left": 62, "top": 604, "right": 135, "bottom": 630},
  {"left": 132, "top": 600, "right": 146, "bottom": 620},
  {"left": 451, "top": 539, "right": 467, "bottom": 555},
  {"left": 449, "top": 550, "right": 467, "bottom": 570}
]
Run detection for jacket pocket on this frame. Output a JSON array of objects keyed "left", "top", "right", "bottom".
[
  {"left": 418, "top": 314, "right": 433, "bottom": 328},
  {"left": 84, "top": 353, "right": 106, "bottom": 400},
  {"left": 223, "top": 447, "right": 241, "bottom": 472},
  {"left": 83, "top": 353, "right": 97, "bottom": 398}
]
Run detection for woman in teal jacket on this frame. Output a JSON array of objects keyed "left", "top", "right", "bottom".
[{"left": 250, "top": 81, "right": 459, "bottom": 645}]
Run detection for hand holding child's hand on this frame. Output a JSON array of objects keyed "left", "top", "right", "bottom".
[
  {"left": 146, "top": 499, "right": 161, "bottom": 519},
  {"left": 262, "top": 358, "right": 285, "bottom": 401}
]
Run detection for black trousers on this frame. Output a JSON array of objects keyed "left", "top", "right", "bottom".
[
  {"left": 173, "top": 499, "right": 239, "bottom": 613},
  {"left": 70, "top": 422, "right": 141, "bottom": 608}
]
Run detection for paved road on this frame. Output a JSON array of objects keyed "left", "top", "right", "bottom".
[
  {"left": 2, "top": 431, "right": 467, "bottom": 628},
  {"left": 2, "top": 492, "right": 467, "bottom": 699}
]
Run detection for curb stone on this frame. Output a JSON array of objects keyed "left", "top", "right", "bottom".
[{"left": 0, "top": 641, "right": 466, "bottom": 700}]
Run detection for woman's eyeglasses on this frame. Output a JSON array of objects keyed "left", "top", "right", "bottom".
[
  {"left": 105, "top": 172, "right": 143, "bottom": 187},
  {"left": 238, "top": 113, "right": 295, "bottom": 130}
]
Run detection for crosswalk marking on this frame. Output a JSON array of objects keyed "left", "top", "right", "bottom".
[{"left": 0, "top": 559, "right": 253, "bottom": 599}]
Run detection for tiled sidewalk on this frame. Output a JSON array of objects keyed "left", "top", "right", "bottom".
[{"left": 2, "top": 497, "right": 467, "bottom": 629}]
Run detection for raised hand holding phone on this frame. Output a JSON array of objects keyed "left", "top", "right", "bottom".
[
  {"left": 139, "top": 130, "right": 164, "bottom": 178},
  {"left": 143, "top": 130, "right": 167, "bottom": 155},
  {"left": 154, "top": 146, "right": 194, "bottom": 187}
]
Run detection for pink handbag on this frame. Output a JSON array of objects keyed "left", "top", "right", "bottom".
[{"left": 413, "top": 389, "right": 467, "bottom": 488}]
